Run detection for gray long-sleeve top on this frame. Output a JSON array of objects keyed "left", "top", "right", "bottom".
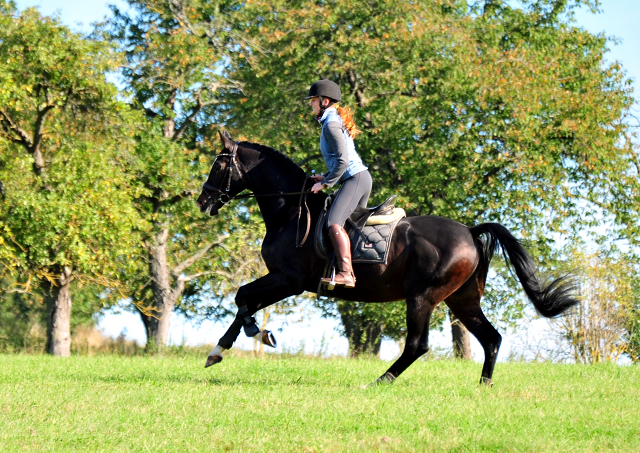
[{"left": 322, "top": 121, "right": 350, "bottom": 188}]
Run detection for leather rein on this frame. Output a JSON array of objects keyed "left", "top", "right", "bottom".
[{"left": 200, "top": 142, "right": 313, "bottom": 248}]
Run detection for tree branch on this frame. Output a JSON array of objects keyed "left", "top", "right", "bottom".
[
  {"left": 172, "top": 90, "right": 220, "bottom": 142},
  {"left": 178, "top": 269, "right": 232, "bottom": 282},
  {"left": 30, "top": 103, "right": 55, "bottom": 153},
  {"left": 171, "top": 232, "right": 230, "bottom": 277},
  {"left": 0, "top": 109, "right": 33, "bottom": 149},
  {"left": 296, "top": 154, "right": 323, "bottom": 168},
  {"left": 145, "top": 107, "right": 159, "bottom": 119},
  {"left": 179, "top": 253, "right": 258, "bottom": 283}
]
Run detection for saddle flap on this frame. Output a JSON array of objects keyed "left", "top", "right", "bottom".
[{"left": 314, "top": 204, "right": 330, "bottom": 260}]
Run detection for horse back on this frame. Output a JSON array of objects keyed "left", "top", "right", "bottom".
[{"left": 327, "top": 215, "right": 479, "bottom": 302}]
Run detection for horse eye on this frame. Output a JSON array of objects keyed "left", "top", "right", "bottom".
[{"left": 214, "top": 162, "right": 222, "bottom": 171}]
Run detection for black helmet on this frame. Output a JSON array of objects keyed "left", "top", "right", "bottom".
[{"left": 304, "top": 79, "right": 342, "bottom": 102}]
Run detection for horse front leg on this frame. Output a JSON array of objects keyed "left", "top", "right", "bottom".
[{"left": 205, "top": 273, "right": 301, "bottom": 367}]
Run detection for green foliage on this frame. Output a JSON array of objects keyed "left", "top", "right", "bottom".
[
  {"left": 0, "top": 277, "right": 45, "bottom": 352},
  {"left": 226, "top": 0, "right": 636, "bottom": 233},
  {"left": 628, "top": 307, "right": 640, "bottom": 363},
  {"left": 0, "top": 1, "right": 140, "bottom": 288},
  {"left": 1, "top": 0, "right": 638, "bottom": 354},
  {"left": 2, "top": 355, "right": 640, "bottom": 451},
  {"left": 107, "top": 0, "right": 237, "bottom": 136},
  {"left": 550, "top": 249, "right": 640, "bottom": 364}
]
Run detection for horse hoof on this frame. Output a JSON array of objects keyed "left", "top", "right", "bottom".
[
  {"left": 256, "top": 330, "right": 278, "bottom": 348},
  {"left": 205, "top": 355, "right": 223, "bottom": 368},
  {"left": 480, "top": 377, "right": 494, "bottom": 387},
  {"left": 253, "top": 330, "right": 277, "bottom": 348},
  {"left": 364, "top": 372, "right": 396, "bottom": 388}
]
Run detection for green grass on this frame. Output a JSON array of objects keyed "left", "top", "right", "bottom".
[{"left": 1, "top": 352, "right": 639, "bottom": 452}]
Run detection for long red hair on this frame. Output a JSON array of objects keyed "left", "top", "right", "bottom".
[{"left": 335, "top": 104, "right": 362, "bottom": 139}]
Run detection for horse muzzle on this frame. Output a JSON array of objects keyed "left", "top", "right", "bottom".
[{"left": 196, "top": 192, "right": 219, "bottom": 216}]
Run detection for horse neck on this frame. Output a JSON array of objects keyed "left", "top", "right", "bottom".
[{"left": 238, "top": 146, "right": 308, "bottom": 230}]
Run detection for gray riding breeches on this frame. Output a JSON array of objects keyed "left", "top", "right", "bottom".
[{"left": 326, "top": 170, "right": 372, "bottom": 227}]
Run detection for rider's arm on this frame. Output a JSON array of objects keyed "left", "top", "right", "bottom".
[{"left": 322, "top": 121, "right": 349, "bottom": 188}]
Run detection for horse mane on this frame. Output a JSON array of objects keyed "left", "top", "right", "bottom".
[{"left": 239, "top": 141, "right": 307, "bottom": 178}]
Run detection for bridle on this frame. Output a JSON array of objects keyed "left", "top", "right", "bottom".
[
  {"left": 200, "top": 142, "right": 314, "bottom": 247},
  {"left": 200, "top": 142, "right": 240, "bottom": 209}
]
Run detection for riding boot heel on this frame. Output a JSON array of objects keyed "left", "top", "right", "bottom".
[{"left": 344, "top": 272, "right": 356, "bottom": 288}]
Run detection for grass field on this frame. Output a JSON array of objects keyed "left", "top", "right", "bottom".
[{"left": 1, "top": 351, "right": 639, "bottom": 452}]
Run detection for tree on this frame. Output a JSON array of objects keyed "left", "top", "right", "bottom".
[
  {"left": 314, "top": 298, "right": 446, "bottom": 357},
  {"left": 104, "top": 0, "right": 264, "bottom": 350},
  {"left": 551, "top": 250, "right": 640, "bottom": 364},
  {"left": 0, "top": 276, "right": 109, "bottom": 353},
  {"left": 0, "top": 2, "right": 139, "bottom": 355},
  {"left": 215, "top": 0, "right": 638, "bottom": 352}
]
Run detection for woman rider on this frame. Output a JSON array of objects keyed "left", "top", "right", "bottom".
[{"left": 305, "top": 79, "right": 372, "bottom": 289}]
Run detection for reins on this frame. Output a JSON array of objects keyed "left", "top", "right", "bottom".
[
  {"left": 201, "top": 183, "right": 313, "bottom": 201},
  {"left": 295, "top": 176, "right": 312, "bottom": 248},
  {"left": 201, "top": 143, "right": 314, "bottom": 247}
]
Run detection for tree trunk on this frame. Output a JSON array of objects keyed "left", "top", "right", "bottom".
[
  {"left": 449, "top": 310, "right": 472, "bottom": 360},
  {"left": 141, "top": 226, "right": 178, "bottom": 351},
  {"left": 45, "top": 266, "right": 73, "bottom": 356},
  {"left": 338, "top": 303, "right": 383, "bottom": 357},
  {"left": 163, "top": 89, "right": 177, "bottom": 138},
  {"left": 137, "top": 223, "right": 223, "bottom": 351}
]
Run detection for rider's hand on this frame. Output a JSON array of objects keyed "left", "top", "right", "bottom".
[
  {"left": 311, "top": 174, "right": 325, "bottom": 183},
  {"left": 311, "top": 182, "right": 326, "bottom": 193}
]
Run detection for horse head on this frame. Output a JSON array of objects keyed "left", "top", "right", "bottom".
[{"left": 197, "top": 131, "right": 247, "bottom": 216}]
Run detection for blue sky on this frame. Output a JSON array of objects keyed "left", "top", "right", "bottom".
[{"left": 574, "top": 1, "right": 640, "bottom": 96}]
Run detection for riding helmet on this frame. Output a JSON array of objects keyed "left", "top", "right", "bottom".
[{"left": 304, "top": 79, "right": 342, "bottom": 102}]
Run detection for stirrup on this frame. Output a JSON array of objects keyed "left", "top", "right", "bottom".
[
  {"left": 321, "top": 266, "right": 337, "bottom": 290},
  {"left": 322, "top": 271, "right": 355, "bottom": 288}
]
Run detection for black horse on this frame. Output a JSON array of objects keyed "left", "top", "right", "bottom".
[{"left": 196, "top": 132, "right": 578, "bottom": 385}]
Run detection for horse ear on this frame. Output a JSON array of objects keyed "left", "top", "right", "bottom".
[{"left": 218, "top": 130, "right": 235, "bottom": 150}]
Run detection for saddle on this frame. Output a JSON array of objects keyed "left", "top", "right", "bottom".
[{"left": 314, "top": 194, "right": 406, "bottom": 265}]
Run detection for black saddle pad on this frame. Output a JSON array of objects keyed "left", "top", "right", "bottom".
[{"left": 350, "top": 221, "right": 402, "bottom": 264}]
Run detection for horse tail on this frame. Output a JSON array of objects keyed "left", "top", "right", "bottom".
[{"left": 470, "top": 222, "right": 579, "bottom": 318}]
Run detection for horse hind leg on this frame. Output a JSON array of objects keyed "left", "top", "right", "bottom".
[
  {"left": 369, "top": 292, "right": 435, "bottom": 386},
  {"left": 369, "top": 251, "right": 479, "bottom": 386},
  {"left": 445, "top": 289, "right": 502, "bottom": 385}
]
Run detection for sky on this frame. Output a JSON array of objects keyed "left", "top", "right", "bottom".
[{"left": 10, "top": 0, "right": 640, "bottom": 360}]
